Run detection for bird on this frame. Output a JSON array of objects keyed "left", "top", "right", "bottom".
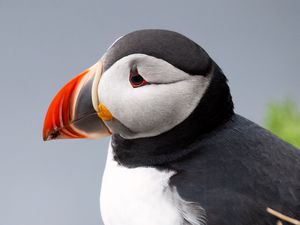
[{"left": 43, "top": 29, "right": 300, "bottom": 225}]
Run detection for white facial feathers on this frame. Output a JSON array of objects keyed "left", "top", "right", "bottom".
[{"left": 99, "top": 54, "right": 212, "bottom": 139}]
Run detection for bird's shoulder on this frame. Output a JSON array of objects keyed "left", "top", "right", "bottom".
[{"left": 167, "top": 114, "right": 300, "bottom": 223}]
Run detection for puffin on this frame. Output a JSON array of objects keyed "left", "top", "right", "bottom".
[{"left": 43, "top": 29, "right": 300, "bottom": 225}]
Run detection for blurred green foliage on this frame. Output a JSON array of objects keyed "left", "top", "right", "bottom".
[{"left": 264, "top": 99, "right": 300, "bottom": 149}]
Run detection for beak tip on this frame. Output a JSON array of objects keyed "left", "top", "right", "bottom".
[
  {"left": 42, "top": 128, "right": 59, "bottom": 141},
  {"left": 43, "top": 135, "right": 50, "bottom": 141},
  {"left": 42, "top": 129, "right": 48, "bottom": 141}
]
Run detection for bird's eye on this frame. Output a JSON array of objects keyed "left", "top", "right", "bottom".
[{"left": 129, "top": 66, "right": 148, "bottom": 88}]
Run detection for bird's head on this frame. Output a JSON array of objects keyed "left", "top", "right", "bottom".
[{"left": 43, "top": 30, "right": 233, "bottom": 142}]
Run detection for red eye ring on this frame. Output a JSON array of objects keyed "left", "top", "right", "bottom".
[{"left": 129, "top": 66, "right": 149, "bottom": 88}]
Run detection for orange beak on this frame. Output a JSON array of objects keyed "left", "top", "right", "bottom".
[{"left": 43, "top": 60, "right": 111, "bottom": 141}]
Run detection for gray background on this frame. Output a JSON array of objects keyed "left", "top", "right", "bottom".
[{"left": 0, "top": 0, "right": 299, "bottom": 225}]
